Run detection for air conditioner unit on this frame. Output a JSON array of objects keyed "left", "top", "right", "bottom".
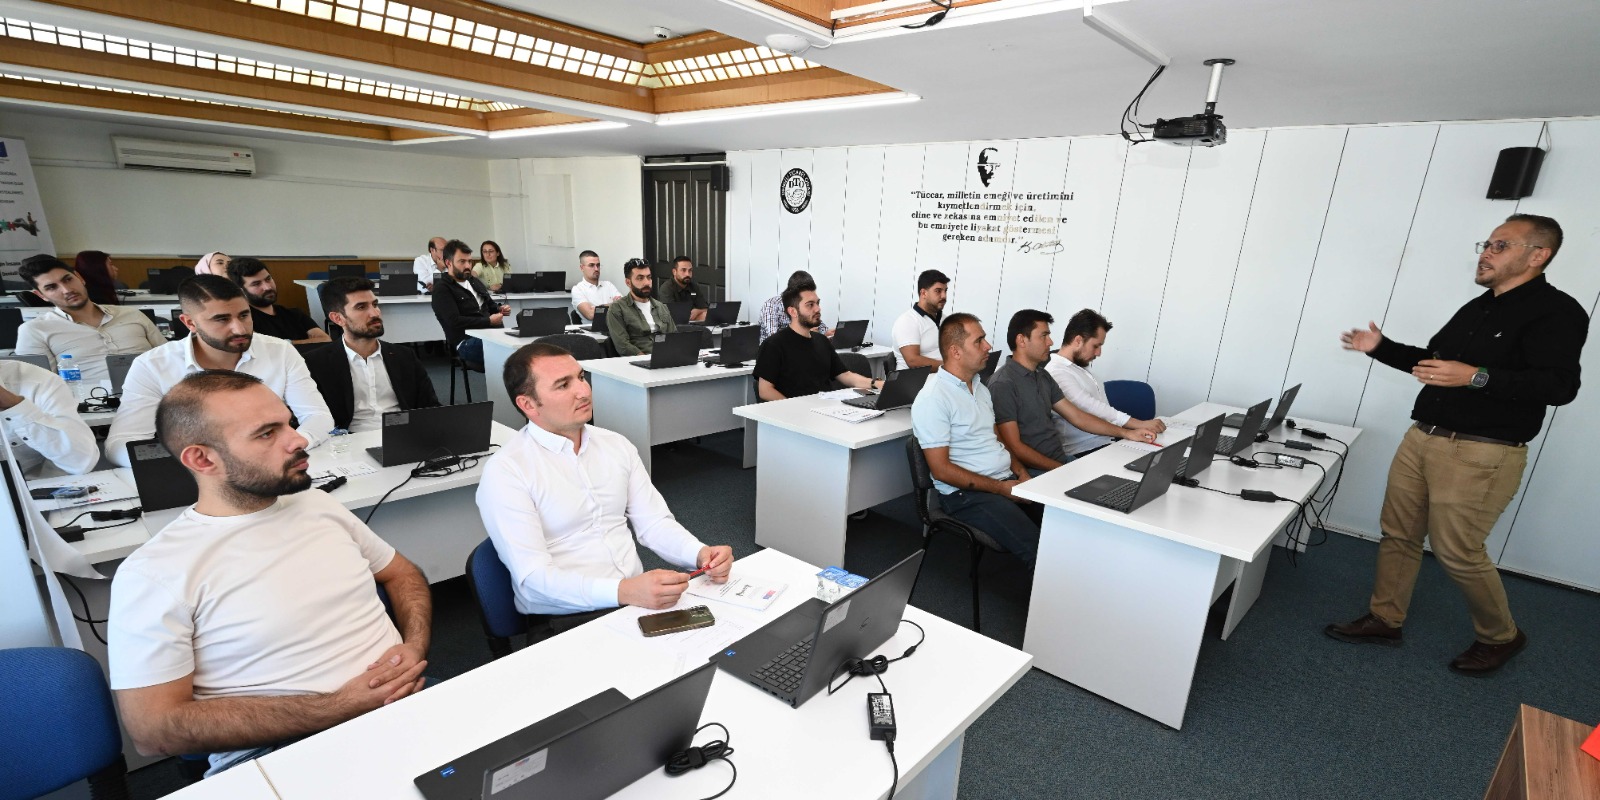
[{"left": 112, "top": 137, "right": 255, "bottom": 176}]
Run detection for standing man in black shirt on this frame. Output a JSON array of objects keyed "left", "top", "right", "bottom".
[
  {"left": 754, "top": 281, "right": 880, "bottom": 401},
  {"left": 227, "top": 257, "right": 332, "bottom": 346},
  {"left": 1326, "top": 214, "right": 1588, "bottom": 675}
]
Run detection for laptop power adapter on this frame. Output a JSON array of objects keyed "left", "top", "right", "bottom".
[{"left": 867, "top": 693, "right": 896, "bottom": 741}]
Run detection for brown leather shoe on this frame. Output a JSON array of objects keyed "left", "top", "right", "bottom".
[
  {"left": 1449, "top": 629, "right": 1528, "bottom": 675},
  {"left": 1324, "top": 613, "right": 1403, "bottom": 646}
]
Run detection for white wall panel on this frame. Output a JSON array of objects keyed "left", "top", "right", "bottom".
[
  {"left": 909, "top": 143, "right": 971, "bottom": 342},
  {"left": 806, "top": 148, "right": 850, "bottom": 325},
  {"left": 1145, "top": 130, "right": 1266, "bottom": 416},
  {"left": 871, "top": 146, "right": 928, "bottom": 343},
  {"left": 837, "top": 147, "right": 887, "bottom": 330},
  {"left": 774, "top": 150, "right": 816, "bottom": 302},
  {"left": 725, "top": 151, "right": 754, "bottom": 306},
  {"left": 744, "top": 150, "right": 785, "bottom": 307},
  {"left": 1208, "top": 128, "right": 1347, "bottom": 410},
  {"left": 1045, "top": 136, "right": 1126, "bottom": 320},
  {"left": 992, "top": 138, "right": 1073, "bottom": 340},
  {"left": 951, "top": 140, "right": 1017, "bottom": 333},
  {"left": 1095, "top": 143, "right": 1190, "bottom": 383}
]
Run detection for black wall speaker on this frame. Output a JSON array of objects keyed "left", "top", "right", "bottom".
[
  {"left": 1486, "top": 146, "right": 1545, "bottom": 200},
  {"left": 709, "top": 163, "right": 730, "bottom": 192}
]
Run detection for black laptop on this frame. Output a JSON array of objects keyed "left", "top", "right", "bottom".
[
  {"left": 589, "top": 306, "right": 609, "bottom": 332},
  {"left": 708, "top": 324, "right": 758, "bottom": 366},
  {"left": 1214, "top": 398, "right": 1271, "bottom": 455},
  {"left": 127, "top": 438, "right": 199, "bottom": 512},
  {"left": 500, "top": 274, "right": 538, "bottom": 293},
  {"left": 531, "top": 271, "right": 566, "bottom": 293},
  {"left": 1066, "top": 435, "right": 1191, "bottom": 513},
  {"left": 105, "top": 353, "right": 138, "bottom": 395},
  {"left": 1225, "top": 383, "right": 1301, "bottom": 435},
  {"left": 506, "top": 307, "right": 568, "bottom": 338},
  {"left": 168, "top": 310, "right": 189, "bottom": 340},
  {"left": 0, "top": 308, "right": 21, "bottom": 350},
  {"left": 366, "top": 401, "right": 493, "bottom": 467},
  {"left": 629, "top": 331, "right": 700, "bottom": 369},
  {"left": 831, "top": 320, "right": 868, "bottom": 350},
  {"left": 713, "top": 550, "right": 924, "bottom": 709},
  {"left": 842, "top": 366, "right": 929, "bottom": 411},
  {"left": 377, "top": 273, "right": 417, "bottom": 296},
  {"left": 705, "top": 301, "right": 742, "bottom": 326},
  {"left": 378, "top": 261, "right": 413, "bottom": 276},
  {"left": 0, "top": 353, "right": 49, "bottom": 372},
  {"left": 414, "top": 662, "right": 716, "bottom": 800},
  {"left": 666, "top": 301, "right": 693, "bottom": 325},
  {"left": 1126, "top": 414, "right": 1225, "bottom": 480},
  {"left": 327, "top": 264, "right": 365, "bottom": 280}
]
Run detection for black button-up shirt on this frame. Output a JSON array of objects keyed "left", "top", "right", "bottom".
[{"left": 1369, "top": 273, "right": 1589, "bottom": 443}]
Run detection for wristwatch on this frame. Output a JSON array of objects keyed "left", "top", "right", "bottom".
[{"left": 1470, "top": 367, "right": 1489, "bottom": 389}]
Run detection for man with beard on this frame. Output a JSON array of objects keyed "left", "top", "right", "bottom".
[
  {"left": 14, "top": 256, "right": 166, "bottom": 386},
  {"left": 478, "top": 342, "right": 733, "bottom": 616},
  {"left": 108, "top": 371, "right": 431, "bottom": 776},
  {"left": 754, "top": 280, "right": 880, "bottom": 401},
  {"left": 305, "top": 278, "right": 439, "bottom": 433},
  {"left": 226, "top": 257, "right": 331, "bottom": 345},
  {"left": 1043, "top": 309, "right": 1168, "bottom": 460},
  {"left": 892, "top": 269, "right": 950, "bottom": 371},
  {"left": 605, "top": 257, "right": 677, "bottom": 356},
  {"left": 656, "top": 255, "right": 707, "bottom": 322},
  {"left": 430, "top": 238, "right": 508, "bottom": 368},
  {"left": 105, "top": 275, "right": 333, "bottom": 467}
]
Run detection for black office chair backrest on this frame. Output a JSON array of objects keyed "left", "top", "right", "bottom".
[
  {"left": 837, "top": 351, "right": 871, "bottom": 379},
  {"left": 905, "top": 436, "right": 938, "bottom": 527},
  {"left": 535, "top": 333, "right": 605, "bottom": 361},
  {"left": 677, "top": 323, "right": 713, "bottom": 349},
  {"left": 979, "top": 350, "right": 1002, "bottom": 385},
  {"left": 0, "top": 308, "right": 22, "bottom": 350}
]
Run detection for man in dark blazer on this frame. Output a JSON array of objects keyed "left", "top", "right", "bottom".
[
  {"left": 431, "top": 238, "right": 509, "bottom": 367},
  {"left": 308, "top": 277, "right": 440, "bottom": 432}
]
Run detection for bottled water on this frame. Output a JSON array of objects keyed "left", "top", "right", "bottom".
[{"left": 57, "top": 354, "right": 86, "bottom": 401}]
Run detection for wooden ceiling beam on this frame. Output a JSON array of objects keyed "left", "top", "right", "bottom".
[{"left": 652, "top": 68, "right": 895, "bottom": 113}]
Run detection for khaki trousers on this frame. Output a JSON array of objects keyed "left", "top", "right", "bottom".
[{"left": 1369, "top": 425, "right": 1527, "bottom": 644}]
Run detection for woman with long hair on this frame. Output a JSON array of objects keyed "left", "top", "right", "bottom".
[
  {"left": 73, "top": 250, "right": 121, "bottom": 305},
  {"left": 473, "top": 240, "right": 511, "bottom": 292}
]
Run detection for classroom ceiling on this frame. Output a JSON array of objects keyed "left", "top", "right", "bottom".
[{"left": 1, "top": 0, "right": 1598, "bottom": 158}]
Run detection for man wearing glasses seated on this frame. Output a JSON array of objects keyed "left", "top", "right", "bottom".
[{"left": 1325, "top": 214, "right": 1589, "bottom": 676}]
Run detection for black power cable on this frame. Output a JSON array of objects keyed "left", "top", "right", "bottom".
[
  {"left": 665, "top": 722, "right": 738, "bottom": 800},
  {"left": 1120, "top": 64, "right": 1167, "bottom": 144},
  {"left": 902, "top": 0, "right": 952, "bottom": 29}
]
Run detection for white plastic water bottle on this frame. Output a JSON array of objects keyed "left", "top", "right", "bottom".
[{"left": 57, "top": 354, "right": 85, "bottom": 400}]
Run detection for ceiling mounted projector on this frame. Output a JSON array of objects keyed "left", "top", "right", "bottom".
[{"left": 1153, "top": 58, "right": 1234, "bottom": 147}]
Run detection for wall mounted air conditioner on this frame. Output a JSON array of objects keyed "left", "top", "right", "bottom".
[{"left": 112, "top": 137, "right": 256, "bottom": 176}]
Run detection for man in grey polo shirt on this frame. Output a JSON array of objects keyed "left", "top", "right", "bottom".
[
  {"left": 910, "top": 312, "right": 1041, "bottom": 565},
  {"left": 990, "top": 309, "right": 1155, "bottom": 472}
]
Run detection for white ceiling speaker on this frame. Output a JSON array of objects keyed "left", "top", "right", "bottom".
[{"left": 765, "top": 33, "right": 815, "bottom": 55}]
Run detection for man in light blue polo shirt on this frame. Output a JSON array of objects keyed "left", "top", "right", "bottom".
[{"left": 911, "top": 312, "right": 1041, "bottom": 565}]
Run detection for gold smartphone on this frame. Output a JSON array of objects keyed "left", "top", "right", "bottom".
[{"left": 637, "top": 605, "right": 715, "bottom": 637}]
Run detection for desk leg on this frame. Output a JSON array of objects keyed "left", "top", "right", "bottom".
[
  {"left": 895, "top": 732, "right": 963, "bottom": 800},
  {"left": 1024, "top": 507, "right": 1220, "bottom": 729},
  {"left": 481, "top": 340, "right": 519, "bottom": 427},
  {"left": 753, "top": 423, "right": 852, "bottom": 568},
  {"left": 590, "top": 375, "right": 654, "bottom": 472},
  {"left": 1221, "top": 551, "right": 1270, "bottom": 641},
  {"left": 742, "top": 380, "right": 757, "bottom": 470}
]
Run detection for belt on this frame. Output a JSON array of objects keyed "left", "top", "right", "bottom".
[{"left": 1414, "top": 422, "right": 1524, "bottom": 448}]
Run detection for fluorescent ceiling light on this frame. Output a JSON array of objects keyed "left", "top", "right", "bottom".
[
  {"left": 655, "top": 92, "right": 919, "bottom": 126},
  {"left": 486, "top": 120, "right": 628, "bottom": 138}
]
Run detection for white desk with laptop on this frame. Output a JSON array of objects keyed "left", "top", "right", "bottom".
[
  {"left": 1012, "top": 386, "right": 1359, "bottom": 730},
  {"left": 297, "top": 276, "right": 571, "bottom": 345},
  {"left": 252, "top": 547, "right": 1032, "bottom": 800},
  {"left": 732, "top": 366, "right": 933, "bottom": 569}
]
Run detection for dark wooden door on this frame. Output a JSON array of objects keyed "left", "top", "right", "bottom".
[{"left": 642, "top": 165, "right": 726, "bottom": 301}]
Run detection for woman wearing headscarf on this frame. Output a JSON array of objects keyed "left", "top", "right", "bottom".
[
  {"left": 73, "top": 250, "right": 121, "bottom": 305},
  {"left": 193, "top": 252, "right": 230, "bottom": 276}
]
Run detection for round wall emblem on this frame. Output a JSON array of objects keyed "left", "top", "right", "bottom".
[{"left": 780, "top": 168, "right": 812, "bottom": 214}]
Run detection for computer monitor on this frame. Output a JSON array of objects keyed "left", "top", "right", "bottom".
[{"left": 327, "top": 264, "right": 365, "bottom": 280}]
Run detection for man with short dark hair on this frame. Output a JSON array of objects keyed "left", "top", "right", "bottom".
[
  {"left": 911, "top": 313, "right": 1041, "bottom": 565},
  {"left": 104, "top": 275, "right": 334, "bottom": 467},
  {"left": 759, "top": 270, "right": 830, "bottom": 342},
  {"left": 1042, "top": 309, "right": 1167, "bottom": 459},
  {"left": 109, "top": 371, "right": 431, "bottom": 776},
  {"left": 1326, "top": 214, "right": 1589, "bottom": 675},
  {"left": 991, "top": 309, "right": 1155, "bottom": 471},
  {"left": 477, "top": 343, "right": 734, "bottom": 615},
  {"left": 412, "top": 237, "right": 446, "bottom": 293},
  {"left": 754, "top": 282, "right": 880, "bottom": 401},
  {"left": 430, "top": 239, "right": 509, "bottom": 368},
  {"left": 305, "top": 278, "right": 439, "bottom": 433},
  {"left": 14, "top": 256, "right": 165, "bottom": 387},
  {"left": 657, "top": 256, "right": 708, "bottom": 322},
  {"left": 893, "top": 269, "right": 949, "bottom": 371},
  {"left": 569, "top": 250, "right": 620, "bottom": 322},
  {"left": 226, "top": 257, "right": 331, "bottom": 346},
  {"left": 605, "top": 258, "right": 677, "bottom": 356}
]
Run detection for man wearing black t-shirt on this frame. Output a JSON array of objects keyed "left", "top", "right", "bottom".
[
  {"left": 754, "top": 281, "right": 879, "bottom": 401},
  {"left": 227, "top": 257, "right": 331, "bottom": 346}
]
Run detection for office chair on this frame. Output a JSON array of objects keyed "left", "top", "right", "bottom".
[
  {"left": 979, "top": 350, "right": 1003, "bottom": 385},
  {"left": 1104, "top": 380, "right": 1156, "bottom": 421},
  {"left": 677, "top": 323, "right": 714, "bottom": 349},
  {"left": 905, "top": 436, "right": 1007, "bottom": 633},
  {"left": 0, "top": 647, "right": 130, "bottom": 800},
  {"left": 534, "top": 333, "right": 604, "bottom": 361},
  {"left": 834, "top": 352, "right": 873, "bottom": 389},
  {"left": 466, "top": 539, "right": 528, "bottom": 659}
]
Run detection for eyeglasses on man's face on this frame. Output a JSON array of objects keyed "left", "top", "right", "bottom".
[{"left": 1475, "top": 240, "right": 1545, "bottom": 255}]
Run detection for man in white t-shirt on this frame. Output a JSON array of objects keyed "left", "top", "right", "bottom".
[
  {"left": 1044, "top": 309, "right": 1166, "bottom": 458},
  {"left": 891, "top": 269, "right": 949, "bottom": 371},
  {"left": 412, "top": 236, "right": 446, "bottom": 292},
  {"left": 569, "top": 249, "right": 621, "bottom": 321},
  {"left": 108, "top": 371, "right": 432, "bottom": 776}
]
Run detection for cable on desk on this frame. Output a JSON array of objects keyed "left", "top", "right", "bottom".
[
  {"left": 665, "top": 722, "right": 737, "bottom": 800},
  {"left": 363, "top": 444, "right": 498, "bottom": 524},
  {"left": 827, "top": 619, "right": 925, "bottom": 696},
  {"left": 58, "top": 573, "right": 108, "bottom": 645}
]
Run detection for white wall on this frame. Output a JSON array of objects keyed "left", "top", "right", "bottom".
[
  {"left": 517, "top": 156, "right": 644, "bottom": 280},
  {"left": 727, "top": 119, "right": 1600, "bottom": 593},
  {"left": 0, "top": 110, "right": 501, "bottom": 258}
]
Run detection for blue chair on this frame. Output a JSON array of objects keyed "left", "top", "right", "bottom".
[
  {"left": 1103, "top": 380, "right": 1156, "bottom": 421},
  {"left": 466, "top": 539, "right": 532, "bottom": 659},
  {"left": 0, "top": 647, "right": 130, "bottom": 800}
]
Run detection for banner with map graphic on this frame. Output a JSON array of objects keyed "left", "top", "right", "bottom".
[{"left": 0, "top": 137, "right": 56, "bottom": 283}]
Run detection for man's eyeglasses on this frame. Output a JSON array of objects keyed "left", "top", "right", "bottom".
[{"left": 1476, "top": 240, "right": 1545, "bottom": 255}]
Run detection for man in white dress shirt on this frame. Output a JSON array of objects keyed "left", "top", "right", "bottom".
[
  {"left": 1044, "top": 309, "right": 1166, "bottom": 458},
  {"left": 14, "top": 256, "right": 166, "bottom": 387},
  {"left": 569, "top": 249, "right": 621, "bottom": 322},
  {"left": 105, "top": 275, "right": 334, "bottom": 467},
  {"left": 305, "top": 277, "right": 439, "bottom": 433},
  {"left": 477, "top": 341, "right": 734, "bottom": 616},
  {"left": 412, "top": 236, "right": 446, "bottom": 293},
  {"left": 0, "top": 358, "right": 98, "bottom": 477},
  {"left": 892, "top": 269, "right": 949, "bottom": 371}
]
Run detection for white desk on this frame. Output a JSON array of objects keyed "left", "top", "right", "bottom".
[
  {"left": 255, "top": 548, "right": 1032, "bottom": 800},
  {"left": 465, "top": 325, "right": 603, "bottom": 429},
  {"left": 1013, "top": 402, "right": 1359, "bottom": 729},
  {"left": 297, "top": 280, "right": 570, "bottom": 344},
  {"left": 159, "top": 760, "right": 280, "bottom": 799},
  {"left": 579, "top": 355, "right": 756, "bottom": 473},
  {"left": 733, "top": 394, "right": 916, "bottom": 569}
]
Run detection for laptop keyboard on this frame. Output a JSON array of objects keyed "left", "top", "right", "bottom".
[
  {"left": 841, "top": 395, "right": 879, "bottom": 410},
  {"left": 1093, "top": 481, "right": 1139, "bottom": 511},
  {"left": 751, "top": 634, "right": 814, "bottom": 694},
  {"left": 1215, "top": 435, "right": 1238, "bottom": 454}
]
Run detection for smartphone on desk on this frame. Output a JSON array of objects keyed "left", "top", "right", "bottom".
[{"left": 638, "top": 605, "right": 715, "bottom": 637}]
